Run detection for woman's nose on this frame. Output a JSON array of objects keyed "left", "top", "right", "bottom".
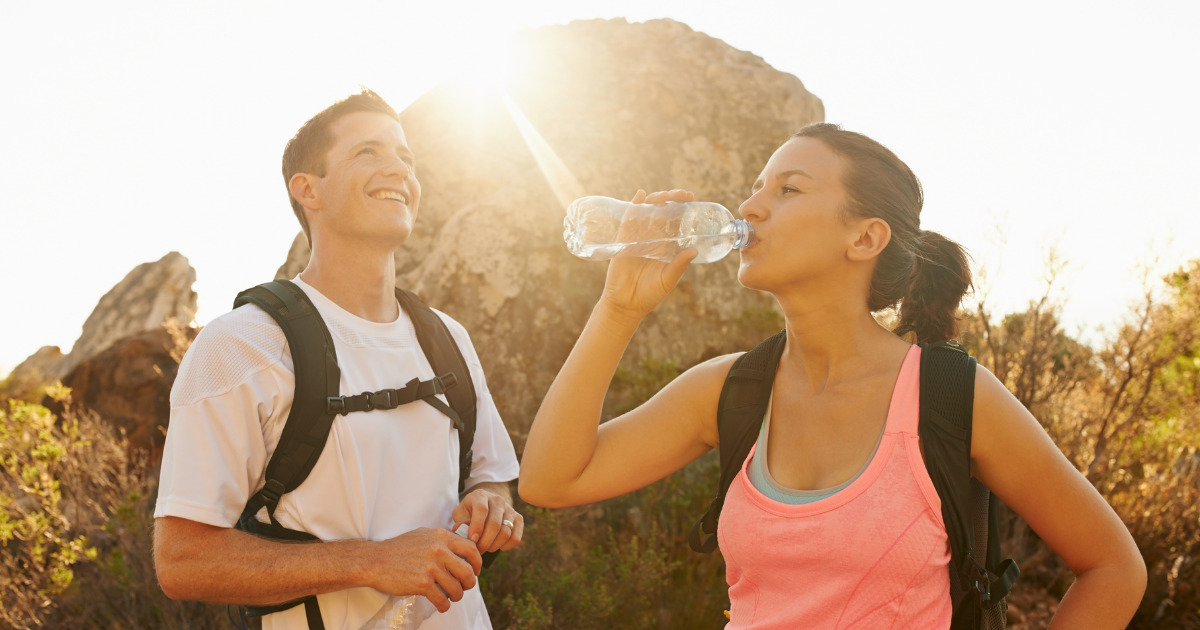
[{"left": 739, "top": 193, "right": 765, "bottom": 221}]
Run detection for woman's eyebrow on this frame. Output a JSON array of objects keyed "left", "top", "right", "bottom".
[{"left": 753, "top": 168, "right": 813, "bottom": 192}]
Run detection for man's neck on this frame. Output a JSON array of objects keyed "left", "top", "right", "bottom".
[{"left": 299, "top": 242, "right": 399, "bottom": 323}]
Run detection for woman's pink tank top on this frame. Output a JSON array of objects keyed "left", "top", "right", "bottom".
[{"left": 718, "top": 345, "right": 952, "bottom": 629}]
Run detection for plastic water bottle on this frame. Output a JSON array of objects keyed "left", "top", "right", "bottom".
[
  {"left": 359, "top": 525, "right": 473, "bottom": 629},
  {"left": 563, "top": 196, "right": 753, "bottom": 263}
]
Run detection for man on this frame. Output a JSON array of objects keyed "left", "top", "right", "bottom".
[{"left": 154, "top": 89, "right": 523, "bottom": 629}]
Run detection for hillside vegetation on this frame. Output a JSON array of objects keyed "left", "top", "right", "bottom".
[{"left": 2, "top": 259, "right": 1197, "bottom": 628}]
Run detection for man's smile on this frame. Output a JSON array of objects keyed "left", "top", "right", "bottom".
[{"left": 369, "top": 189, "right": 409, "bottom": 204}]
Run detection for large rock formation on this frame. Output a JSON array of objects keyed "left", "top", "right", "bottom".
[
  {"left": 56, "top": 324, "right": 199, "bottom": 461},
  {"left": 4, "top": 252, "right": 197, "bottom": 401},
  {"left": 67, "top": 251, "right": 197, "bottom": 373},
  {"left": 3, "top": 347, "right": 69, "bottom": 401},
  {"left": 276, "top": 18, "right": 824, "bottom": 440}
]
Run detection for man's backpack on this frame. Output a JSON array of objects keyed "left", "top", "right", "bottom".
[
  {"left": 688, "top": 331, "right": 1020, "bottom": 629},
  {"left": 229, "top": 280, "right": 479, "bottom": 630}
]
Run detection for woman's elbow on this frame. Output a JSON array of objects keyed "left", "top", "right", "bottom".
[
  {"left": 517, "top": 476, "right": 550, "bottom": 507},
  {"left": 517, "top": 476, "right": 573, "bottom": 508},
  {"left": 1125, "top": 545, "right": 1148, "bottom": 600}
]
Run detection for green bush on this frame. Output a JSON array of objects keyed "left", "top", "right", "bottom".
[
  {"left": 1, "top": 390, "right": 98, "bottom": 627},
  {"left": 482, "top": 461, "right": 729, "bottom": 629},
  {"left": 0, "top": 388, "right": 227, "bottom": 629},
  {"left": 482, "top": 355, "right": 730, "bottom": 628}
]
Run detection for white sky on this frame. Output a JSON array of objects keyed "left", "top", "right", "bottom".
[{"left": 1, "top": 1, "right": 1198, "bottom": 375}]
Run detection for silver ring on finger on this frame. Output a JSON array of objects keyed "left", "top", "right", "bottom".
[{"left": 501, "top": 519, "right": 514, "bottom": 529}]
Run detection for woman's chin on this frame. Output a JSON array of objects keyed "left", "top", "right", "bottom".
[{"left": 736, "top": 263, "right": 768, "bottom": 292}]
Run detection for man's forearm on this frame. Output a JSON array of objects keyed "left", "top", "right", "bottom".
[{"left": 154, "top": 516, "right": 373, "bottom": 605}]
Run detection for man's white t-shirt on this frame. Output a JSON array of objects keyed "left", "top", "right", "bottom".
[{"left": 155, "top": 277, "right": 520, "bottom": 630}]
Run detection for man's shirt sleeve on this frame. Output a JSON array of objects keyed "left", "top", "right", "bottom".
[{"left": 154, "top": 306, "right": 293, "bottom": 527}]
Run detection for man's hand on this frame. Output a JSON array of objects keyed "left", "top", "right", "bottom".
[
  {"left": 369, "top": 527, "right": 483, "bottom": 613},
  {"left": 452, "top": 482, "right": 524, "bottom": 553}
]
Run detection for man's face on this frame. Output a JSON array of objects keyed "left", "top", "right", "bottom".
[{"left": 307, "top": 111, "right": 422, "bottom": 248}]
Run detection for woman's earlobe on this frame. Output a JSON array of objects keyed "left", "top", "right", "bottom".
[{"left": 847, "top": 218, "right": 892, "bottom": 261}]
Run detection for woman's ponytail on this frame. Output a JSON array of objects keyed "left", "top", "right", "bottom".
[
  {"left": 894, "top": 230, "right": 973, "bottom": 344},
  {"left": 790, "top": 124, "right": 973, "bottom": 344}
]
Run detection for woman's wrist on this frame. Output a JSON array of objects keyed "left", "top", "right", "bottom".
[{"left": 591, "top": 298, "right": 646, "bottom": 335}]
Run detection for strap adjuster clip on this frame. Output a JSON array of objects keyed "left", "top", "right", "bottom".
[
  {"left": 326, "top": 396, "right": 348, "bottom": 415},
  {"left": 260, "top": 479, "right": 285, "bottom": 505},
  {"left": 436, "top": 372, "right": 458, "bottom": 393}
]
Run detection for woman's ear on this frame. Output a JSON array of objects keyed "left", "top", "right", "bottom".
[{"left": 847, "top": 217, "right": 891, "bottom": 262}]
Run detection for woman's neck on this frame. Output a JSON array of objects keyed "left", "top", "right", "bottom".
[{"left": 774, "top": 291, "right": 908, "bottom": 393}]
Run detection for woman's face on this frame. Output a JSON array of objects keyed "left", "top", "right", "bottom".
[{"left": 736, "top": 136, "right": 860, "bottom": 292}]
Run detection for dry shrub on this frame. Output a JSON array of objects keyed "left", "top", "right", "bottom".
[
  {"left": 962, "top": 258, "right": 1200, "bottom": 629},
  {"left": 0, "top": 387, "right": 226, "bottom": 629}
]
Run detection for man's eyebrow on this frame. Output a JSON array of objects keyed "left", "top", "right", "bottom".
[{"left": 350, "top": 139, "right": 414, "bottom": 160}]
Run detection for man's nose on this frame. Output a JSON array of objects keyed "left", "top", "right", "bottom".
[{"left": 383, "top": 155, "right": 413, "bottom": 178}]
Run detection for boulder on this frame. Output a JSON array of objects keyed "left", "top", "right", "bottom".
[
  {"left": 277, "top": 18, "right": 824, "bottom": 440},
  {"left": 4, "top": 252, "right": 198, "bottom": 400},
  {"left": 65, "top": 251, "right": 197, "bottom": 375},
  {"left": 56, "top": 323, "right": 198, "bottom": 462},
  {"left": 276, "top": 233, "right": 309, "bottom": 281},
  {"left": 2, "top": 346, "right": 68, "bottom": 400}
]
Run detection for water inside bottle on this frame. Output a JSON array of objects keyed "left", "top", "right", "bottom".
[{"left": 564, "top": 197, "right": 752, "bottom": 263}]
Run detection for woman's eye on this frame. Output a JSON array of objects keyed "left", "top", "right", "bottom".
[
  {"left": 782, "top": 185, "right": 799, "bottom": 194},
  {"left": 357, "top": 148, "right": 376, "bottom": 157}
]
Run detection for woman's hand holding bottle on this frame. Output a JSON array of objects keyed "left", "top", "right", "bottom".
[{"left": 597, "top": 189, "right": 700, "bottom": 323}]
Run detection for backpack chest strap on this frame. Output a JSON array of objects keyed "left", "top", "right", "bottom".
[{"left": 325, "top": 372, "right": 462, "bottom": 430}]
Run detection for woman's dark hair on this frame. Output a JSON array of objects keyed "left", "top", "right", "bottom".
[{"left": 792, "top": 123, "right": 972, "bottom": 343}]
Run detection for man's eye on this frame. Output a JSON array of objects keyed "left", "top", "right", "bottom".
[
  {"left": 782, "top": 185, "right": 799, "bottom": 194},
  {"left": 357, "top": 148, "right": 376, "bottom": 157}
]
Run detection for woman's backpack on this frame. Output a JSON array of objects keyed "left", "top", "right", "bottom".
[{"left": 688, "top": 331, "right": 1020, "bottom": 629}]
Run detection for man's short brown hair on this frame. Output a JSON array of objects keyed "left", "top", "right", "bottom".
[{"left": 282, "top": 88, "right": 400, "bottom": 243}]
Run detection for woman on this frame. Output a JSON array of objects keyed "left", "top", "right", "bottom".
[{"left": 519, "top": 124, "right": 1146, "bottom": 628}]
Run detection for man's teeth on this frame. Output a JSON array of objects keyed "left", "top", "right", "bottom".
[{"left": 370, "top": 191, "right": 407, "bottom": 203}]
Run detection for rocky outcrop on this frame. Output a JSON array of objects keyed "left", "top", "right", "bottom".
[
  {"left": 277, "top": 18, "right": 823, "bottom": 439},
  {"left": 4, "top": 252, "right": 198, "bottom": 401},
  {"left": 3, "top": 347, "right": 68, "bottom": 400},
  {"left": 56, "top": 324, "right": 198, "bottom": 460},
  {"left": 276, "top": 233, "right": 309, "bottom": 280},
  {"left": 66, "top": 252, "right": 197, "bottom": 374}
]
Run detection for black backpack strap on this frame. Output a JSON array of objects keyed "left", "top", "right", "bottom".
[
  {"left": 394, "top": 289, "right": 497, "bottom": 569},
  {"left": 689, "top": 330, "right": 787, "bottom": 553},
  {"left": 234, "top": 280, "right": 341, "bottom": 527},
  {"left": 228, "top": 282, "right": 484, "bottom": 627},
  {"left": 230, "top": 280, "right": 336, "bottom": 629},
  {"left": 395, "top": 288, "right": 478, "bottom": 495},
  {"left": 919, "top": 341, "right": 1019, "bottom": 629}
]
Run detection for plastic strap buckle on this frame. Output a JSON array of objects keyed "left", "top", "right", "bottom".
[
  {"left": 368, "top": 390, "right": 395, "bottom": 410},
  {"left": 326, "top": 396, "right": 348, "bottom": 415},
  {"left": 259, "top": 479, "right": 286, "bottom": 506},
  {"left": 436, "top": 372, "right": 458, "bottom": 392},
  {"left": 962, "top": 551, "right": 993, "bottom": 601}
]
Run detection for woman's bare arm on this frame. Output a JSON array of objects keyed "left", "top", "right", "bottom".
[{"left": 971, "top": 366, "right": 1146, "bottom": 628}]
